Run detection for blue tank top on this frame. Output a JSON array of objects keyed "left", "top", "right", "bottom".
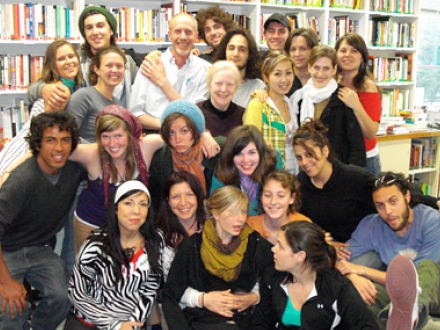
[{"left": 282, "top": 297, "right": 301, "bottom": 326}]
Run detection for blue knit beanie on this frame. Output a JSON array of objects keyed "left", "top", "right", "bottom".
[{"left": 161, "top": 100, "right": 205, "bottom": 134}]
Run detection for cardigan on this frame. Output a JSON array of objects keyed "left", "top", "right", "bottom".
[
  {"left": 253, "top": 267, "right": 380, "bottom": 329},
  {"left": 162, "top": 230, "right": 273, "bottom": 330}
]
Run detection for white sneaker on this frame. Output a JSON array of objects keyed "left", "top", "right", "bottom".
[{"left": 386, "top": 255, "right": 420, "bottom": 330}]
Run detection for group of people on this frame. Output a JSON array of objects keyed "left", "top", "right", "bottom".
[{"left": 0, "top": 3, "right": 439, "bottom": 330}]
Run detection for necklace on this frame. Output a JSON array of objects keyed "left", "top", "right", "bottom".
[
  {"left": 120, "top": 232, "right": 140, "bottom": 259},
  {"left": 115, "top": 164, "right": 127, "bottom": 182}
]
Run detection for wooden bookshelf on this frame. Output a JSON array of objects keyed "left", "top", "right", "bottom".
[{"left": 378, "top": 130, "right": 440, "bottom": 197}]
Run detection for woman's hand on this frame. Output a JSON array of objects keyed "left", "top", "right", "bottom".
[
  {"left": 203, "top": 290, "right": 235, "bottom": 318},
  {"left": 119, "top": 321, "right": 144, "bottom": 330},
  {"left": 250, "top": 89, "right": 268, "bottom": 102},
  {"left": 337, "top": 87, "right": 362, "bottom": 112},
  {"left": 231, "top": 292, "right": 259, "bottom": 312},
  {"left": 200, "top": 131, "right": 221, "bottom": 158}
]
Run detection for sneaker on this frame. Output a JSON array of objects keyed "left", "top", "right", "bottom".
[{"left": 386, "top": 255, "right": 419, "bottom": 330}]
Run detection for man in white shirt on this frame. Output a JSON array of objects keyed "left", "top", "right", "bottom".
[{"left": 129, "top": 13, "right": 211, "bottom": 131}]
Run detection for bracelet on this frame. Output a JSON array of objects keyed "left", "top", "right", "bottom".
[{"left": 201, "top": 293, "right": 205, "bottom": 308}]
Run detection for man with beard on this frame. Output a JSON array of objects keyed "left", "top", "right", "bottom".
[
  {"left": 129, "top": 13, "right": 211, "bottom": 132},
  {"left": 336, "top": 171, "right": 440, "bottom": 330}
]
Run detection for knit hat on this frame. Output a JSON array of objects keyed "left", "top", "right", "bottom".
[
  {"left": 115, "top": 180, "right": 151, "bottom": 206},
  {"left": 161, "top": 100, "right": 205, "bottom": 134},
  {"left": 96, "top": 104, "right": 148, "bottom": 207},
  {"left": 78, "top": 6, "right": 117, "bottom": 38},
  {"left": 264, "top": 13, "right": 291, "bottom": 32}
]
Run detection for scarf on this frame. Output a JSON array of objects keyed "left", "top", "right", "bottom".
[
  {"left": 201, "top": 218, "right": 253, "bottom": 282},
  {"left": 239, "top": 172, "right": 258, "bottom": 202},
  {"left": 170, "top": 141, "right": 206, "bottom": 194},
  {"left": 291, "top": 78, "right": 338, "bottom": 124},
  {"left": 60, "top": 78, "right": 76, "bottom": 94},
  {"left": 96, "top": 104, "right": 149, "bottom": 206}
]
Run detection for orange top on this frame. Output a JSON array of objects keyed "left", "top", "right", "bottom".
[{"left": 247, "top": 212, "right": 311, "bottom": 240}]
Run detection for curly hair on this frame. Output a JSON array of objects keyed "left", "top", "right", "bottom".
[
  {"left": 213, "top": 28, "right": 262, "bottom": 80},
  {"left": 26, "top": 112, "right": 79, "bottom": 156},
  {"left": 262, "top": 170, "right": 302, "bottom": 214},
  {"left": 293, "top": 118, "right": 334, "bottom": 161},
  {"left": 215, "top": 125, "right": 277, "bottom": 188},
  {"left": 195, "top": 5, "right": 235, "bottom": 44},
  {"left": 155, "top": 171, "right": 206, "bottom": 248}
]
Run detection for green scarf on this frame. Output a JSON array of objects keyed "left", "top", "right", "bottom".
[{"left": 201, "top": 218, "right": 253, "bottom": 282}]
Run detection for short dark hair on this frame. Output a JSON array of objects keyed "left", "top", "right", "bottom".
[
  {"left": 195, "top": 5, "right": 235, "bottom": 44},
  {"left": 372, "top": 172, "right": 419, "bottom": 208},
  {"left": 26, "top": 112, "right": 79, "bottom": 156},
  {"left": 284, "top": 28, "right": 319, "bottom": 54},
  {"left": 213, "top": 28, "right": 262, "bottom": 80},
  {"left": 155, "top": 171, "right": 206, "bottom": 248},
  {"left": 160, "top": 113, "right": 201, "bottom": 148}
]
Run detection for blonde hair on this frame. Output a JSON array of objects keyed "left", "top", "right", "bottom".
[
  {"left": 206, "top": 60, "right": 241, "bottom": 92},
  {"left": 205, "top": 186, "right": 248, "bottom": 218}
]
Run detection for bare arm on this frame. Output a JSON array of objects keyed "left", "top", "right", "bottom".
[
  {"left": 337, "top": 260, "right": 386, "bottom": 285},
  {"left": 0, "top": 245, "right": 27, "bottom": 317},
  {"left": 139, "top": 134, "right": 165, "bottom": 170},
  {"left": 0, "top": 152, "right": 32, "bottom": 187},
  {"left": 137, "top": 114, "right": 161, "bottom": 131}
]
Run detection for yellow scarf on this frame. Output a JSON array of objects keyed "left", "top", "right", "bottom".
[{"left": 201, "top": 218, "right": 253, "bottom": 282}]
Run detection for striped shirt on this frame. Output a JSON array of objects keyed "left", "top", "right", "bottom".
[{"left": 68, "top": 230, "right": 168, "bottom": 329}]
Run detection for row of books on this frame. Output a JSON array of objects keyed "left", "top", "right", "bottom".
[
  {"left": 381, "top": 88, "right": 410, "bottom": 117},
  {"left": 1, "top": 55, "right": 44, "bottom": 91},
  {"left": 261, "top": 0, "right": 323, "bottom": 6},
  {"left": 369, "top": 53, "right": 413, "bottom": 82},
  {"left": 261, "top": 13, "right": 320, "bottom": 43},
  {"left": 0, "top": 3, "right": 79, "bottom": 41},
  {"left": 328, "top": 16, "right": 360, "bottom": 45},
  {"left": 370, "top": 0, "right": 416, "bottom": 14},
  {"left": 368, "top": 18, "right": 415, "bottom": 48},
  {"left": 0, "top": 100, "right": 30, "bottom": 141},
  {"left": 410, "top": 138, "right": 437, "bottom": 169},
  {"left": 330, "top": 0, "right": 363, "bottom": 9}
]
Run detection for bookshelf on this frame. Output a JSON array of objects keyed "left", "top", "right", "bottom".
[{"left": 378, "top": 131, "right": 440, "bottom": 197}]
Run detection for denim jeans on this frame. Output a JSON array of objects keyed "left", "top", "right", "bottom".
[
  {"left": 0, "top": 245, "right": 70, "bottom": 330},
  {"left": 364, "top": 154, "right": 381, "bottom": 176}
]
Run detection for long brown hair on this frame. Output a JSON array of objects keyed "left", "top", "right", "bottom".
[
  {"left": 41, "top": 40, "right": 83, "bottom": 86},
  {"left": 216, "top": 125, "right": 277, "bottom": 187}
]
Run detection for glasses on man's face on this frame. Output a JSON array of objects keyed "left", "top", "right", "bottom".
[{"left": 374, "top": 173, "right": 398, "bottom": 188}]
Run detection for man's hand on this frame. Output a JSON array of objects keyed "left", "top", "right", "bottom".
[
  {"left": 0, "top": 278, "right": 27, "bottom": 318},
  {"left": 200, "top": 131, "right": 220, "bottom": 158},
  {"left": 327, "top": 238, "right": 351, "bottom": 260},
  {"left": 346, "top": 273, "right": 377, "bottom": 305},
  {"left": 42, "top": 84, "right": 70, "bottom": 110}
]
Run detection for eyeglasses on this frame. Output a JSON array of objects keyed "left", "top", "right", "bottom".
[{"left": 374, "top": 173, "right": 398, "bottom": 188}]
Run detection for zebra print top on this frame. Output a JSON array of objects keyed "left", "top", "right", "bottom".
[{"left": 68, "top": 230, "right": 167, "bottom": 329}]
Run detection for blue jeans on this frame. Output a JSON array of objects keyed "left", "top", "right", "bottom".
[
  {"left": 364, "top": 154, "right": 381, "bottom": 176},
  {"left": 0, "top": 245, "right": 70, "bottom": 330}
]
